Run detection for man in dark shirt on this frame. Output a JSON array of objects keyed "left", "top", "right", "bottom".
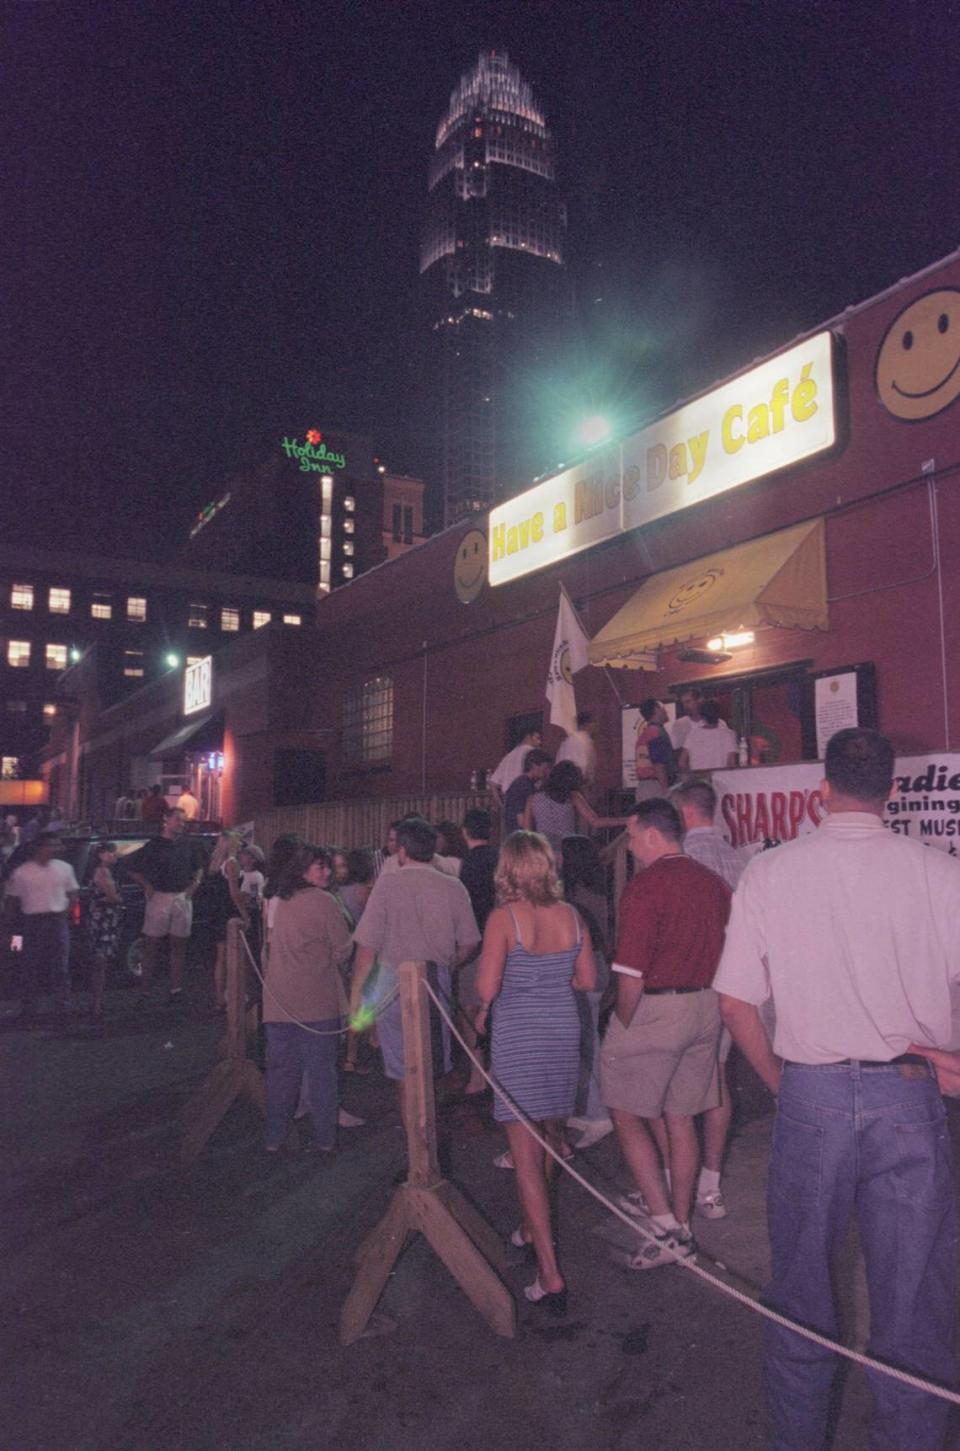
[
  {"left": 457, "top": 807, "right": 499, "bottom": 1093},
  {"left": 127, "top": 807, "right": 203, "bottom": 1000},
  {"left": 502, "top": 749, "right": 552, "bottom": 834},
  {"left": 600, "top": 797, "right": 731, "bottom": 1269}
]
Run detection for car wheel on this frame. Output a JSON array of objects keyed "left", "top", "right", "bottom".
[{"left": 126, "top": 935, "right": 147, "bottom": 982}]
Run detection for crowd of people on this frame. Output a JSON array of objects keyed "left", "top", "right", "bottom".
[{"left": 5, "top": 716, "right": 960, "bottom": 1448}]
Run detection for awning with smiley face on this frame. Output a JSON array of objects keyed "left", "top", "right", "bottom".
[{"left": 586, "top": 518, "right": 827, "bottom": 669}]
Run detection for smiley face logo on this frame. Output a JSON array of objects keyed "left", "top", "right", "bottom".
[
  {"left": 666, "top": 568, "right": 723, "bottom": 615},
  {"left": 454, "top": 529, "right": 487, "bottom": 604},
  {"left": 875, "top": 289, "right": 960, "bottom": 421}
]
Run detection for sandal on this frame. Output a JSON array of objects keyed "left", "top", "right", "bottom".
[{"left": 625, "top": 1227, "right": 697, "bottom": 1271}]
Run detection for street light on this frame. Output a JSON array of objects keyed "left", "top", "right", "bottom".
[
  {"left": 69, "top": 647, "right": 82, "bottom": 663},
  {"left": 165, "top": 652, "right": 181, "bottom": 669},
  {"left": 577, "top": 414, "right": 612, "bottom": 448}
]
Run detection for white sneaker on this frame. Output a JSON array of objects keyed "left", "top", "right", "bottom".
[
  {"left": 616, "top": 1188, "right": 652, "bottom": 1218},
  {"left": 696, "top": 1188, "right": 727, "bottom": 1220},
  {"left": 572, "top": 1119, "right": 613, "bottom": 1149}
]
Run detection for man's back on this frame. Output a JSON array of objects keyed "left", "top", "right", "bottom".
[
  {"left": 718, "top": 814, "right": 960, "bottom": 1062},
  {"left": 355, "top": 862, "right": 478, "bottom": 968}
]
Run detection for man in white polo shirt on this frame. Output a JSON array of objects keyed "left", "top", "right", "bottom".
[
  {"left": 4, "top": 830, "right": 79, "bottom": 1020},
  {"left": 716, "top": 728, "right": 960, "bottom": 1451}
]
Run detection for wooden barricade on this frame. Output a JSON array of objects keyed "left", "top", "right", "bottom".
[
  {"left": 180, "top": 918, "right": 265, "bottom": 1163},
  {"left": 340, "top": 961, "right": 516, "bottom": 1345}
]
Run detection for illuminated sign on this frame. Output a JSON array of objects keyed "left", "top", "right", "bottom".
[
  {"left": 281, "top": 430, "right": 347, "bottom": 472},
  {"left": 184, "top": 655, "right": 212, "bottom": 716},
  {"left": 489, "top": 332, "right": 837, "bottom": 586},
  {"left": 189, "top": 492, "right": 232, "bottom": 539}
]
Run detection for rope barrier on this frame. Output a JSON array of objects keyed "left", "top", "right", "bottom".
[
  {"left": 239, "top": 930, "right": 399, "bottom": 1037},
  {"left": 422, "top": 977, "right": 960, "bottom": 1410}
]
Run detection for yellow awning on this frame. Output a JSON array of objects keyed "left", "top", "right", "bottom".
[{"left": 587, "top": 518, "right": 828, "bottom": 670}]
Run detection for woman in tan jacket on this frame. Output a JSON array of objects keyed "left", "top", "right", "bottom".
[{"left": 263, "top": 843, "right": 352, "bottom": 1154}]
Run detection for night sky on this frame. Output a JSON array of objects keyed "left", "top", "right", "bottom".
[{"left": 5, "top": 0, "right": 959, "bottom": 558}]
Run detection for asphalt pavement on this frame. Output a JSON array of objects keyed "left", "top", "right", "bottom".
[{"left": 2, "top": 978, "right": 959, "bottom": 1451}]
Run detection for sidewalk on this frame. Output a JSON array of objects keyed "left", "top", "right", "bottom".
[{"left": 1, "top": 989, "right": 956, "bottom": 1450}]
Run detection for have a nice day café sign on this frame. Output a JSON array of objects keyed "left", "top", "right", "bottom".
[{"left": 488, "top": 332, "right": 838, "bottom": 586}]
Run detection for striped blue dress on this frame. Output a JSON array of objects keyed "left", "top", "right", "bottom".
[{"left": 491, "top": 904, "right": 582, "bottom": 1123}]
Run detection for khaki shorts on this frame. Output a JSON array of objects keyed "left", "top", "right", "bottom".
[
  {"left": 601, "top": 988, "right": 721, "bottom": 1117},
  {"left": 143, "top": 890, "right": 193, "bottom": 940}
]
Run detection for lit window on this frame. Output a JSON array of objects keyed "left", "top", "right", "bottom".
[
  {"left": 188, "top": 603, "right": 208, "bottom": 629},
  {"left": 320, "top": 515, "right": 332, "bottom": 537},
  {"left": 1, "top": 756, "right": 19, "bottom": 780},
  {"left": 127, "top": 596, "right": 147, "bottom": 621},
  {"left": 319, "top": 561, "right": 331, "bottom": 588},
  {"left": 343, "top": 540, "right": 354, "bottom": 557},
  {"left": 342, "top": 675, "right": 393, "bottom": 765},
  {"left": 342, "top": 563, "right": 354, "bottom": 579},
  {"left": 91, "top": 593, "right": 112, "bottom": 620},
  {"left": 186, "top": 655, "right": 205, "bottom": 666},
  {"left": 49, "top": 587, "right": 71, "bottom": 614},
  {"left": 283, "top": 614, "right": 302, "bottom": 627},
  {"left": 343, "top": 518, "right": 355, "bottom": 535},
  {"left": 6, "top": 699, "right": 27, "bottom": 713},
  {"left": 7, "top": 641, "right": 30, "bottom": 668},
  {"left": 253, "top": 611, "right": 271, "bottom": 629},
  {"left": 319, "top": 537, "right": 331, "bottom": 561},
  {"left": 11, "top": 584, "right": 33, "bottom": 611},
  {"left": 221, "top": 607, "right": 240, "bottom": 632},
  {"left": 43, "top": 702, "right": 56, "bottom": 718},
  {"left": 321, "top": 478, "right": 333, "bottom": 511},
  {"left": 343, "top": 496, "right": 355, "bottom": 513},
  {"left": 123, "top": 648, "right": 144, "bottom": 679},
  {"left": 45, "top": 644, "right": 68, "bottom": 670}
]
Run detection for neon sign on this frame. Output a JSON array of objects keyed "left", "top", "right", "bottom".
[
  {"left": 281, "top": 430, "right": 347, "bottom": 472},
  {"left": 189, "top": 492, "right": 232, "bottom": 539},
  {"left": 184, "top": 656, "right": 212, "bottom": 716}
]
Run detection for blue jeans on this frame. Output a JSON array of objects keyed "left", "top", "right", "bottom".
[
  {"left": 20, "top": 914, "right": 71, "bottom": 1013},
  {"left": 766, "top": 1061, "right": 957, "bottom": 1450},
  {"left": 265, "top": 1020, "right": 340, "bottom": 1150}
]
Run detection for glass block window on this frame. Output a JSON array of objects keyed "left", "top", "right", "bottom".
[
  {"left": 127, "top": 596, "right": 147, "bottom": 621},
  {"left": 7, "top": 640, "right": 30, "bottom": 668},
  {"left": 91, "top": 593, "right": 112, "bottom": 620},
  {"left": 11, "top": 584, "right": 33, "bottom": 611},
  {"left": 342, "top": 675, "right": 393, "bottom": 765},
  {"left": 221, "top": 607, "right": 240, "bottom": 632},
  {"left": 45, "top": 644, "right": 68, "bottom": 670},
  {"left": 253, "top": 611, "right": 271, "bottom": 629},
  {"left": 188, "top": 603, "right": 208, "bottom": 629},
  {"left": 49, "top": 587, "right": 71, "bottom": 614}
]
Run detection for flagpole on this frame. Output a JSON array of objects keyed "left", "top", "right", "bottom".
[{"left": 558, "top": 580, "right": 628, "bottom": 709}]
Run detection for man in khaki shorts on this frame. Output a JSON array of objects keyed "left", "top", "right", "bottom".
[
  {"left": 127, "top": 807, "right": 203, "bottom": 1001},
  {"left": 600, "top": 798, "right": 731, "bottom": 1268}
]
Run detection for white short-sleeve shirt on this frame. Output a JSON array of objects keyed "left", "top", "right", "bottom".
[
  {"left": 714, "top": 812, "right": 960, "bottom": 1063},
  {"left": 7, "top": 858, "right": 79, "bottom": 914}
]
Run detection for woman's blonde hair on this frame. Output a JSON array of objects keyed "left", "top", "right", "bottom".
[
  {"left": 495, "top": 830, "right": 563, "bottom": 907},
  {"left": 209, "top": 830, "right": 241, "bottom": 873}
]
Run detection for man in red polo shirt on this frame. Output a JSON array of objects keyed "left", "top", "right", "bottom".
[{"left": 601, "top": 797, "right": 731, "bottom": 1269}]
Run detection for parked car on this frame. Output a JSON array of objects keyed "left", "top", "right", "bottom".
[{"left": 0, "top": 831, "right": 221, "bottom": 996}]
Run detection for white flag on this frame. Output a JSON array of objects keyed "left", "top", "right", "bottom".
[{"left": 546, "top": 589, "right": 590, "bottom": 736}]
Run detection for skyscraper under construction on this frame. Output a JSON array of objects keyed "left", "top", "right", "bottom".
[{"left": 421, "top": 52, "right": 567, "bottom": 525}]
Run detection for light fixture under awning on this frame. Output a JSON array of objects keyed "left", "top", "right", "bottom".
[
  {"left": 587, "top": 518, "right": 828, "bottom": 670},
  {"left": 149, "top": 712, "right": 223, "bottom": 760}
]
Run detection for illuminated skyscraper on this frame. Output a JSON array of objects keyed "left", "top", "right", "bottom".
[{"left": 421, "top": 52, "right": 566, "bottom": 525}]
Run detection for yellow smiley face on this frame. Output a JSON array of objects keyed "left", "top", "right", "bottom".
[
  {"left": 875, "top": 289, "right": 960, "bottom": 420},
  {"left": 454, "top": 529, "right": 487, "bottom": 603}
]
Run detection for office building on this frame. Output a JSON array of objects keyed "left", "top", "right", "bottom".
[{"left": 421, "top": 51, "right": 567, "bottom": 524}]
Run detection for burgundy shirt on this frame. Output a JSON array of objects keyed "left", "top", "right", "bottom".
[{"left": 615, "top": 854, "right": 732, "bottom": 989}]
